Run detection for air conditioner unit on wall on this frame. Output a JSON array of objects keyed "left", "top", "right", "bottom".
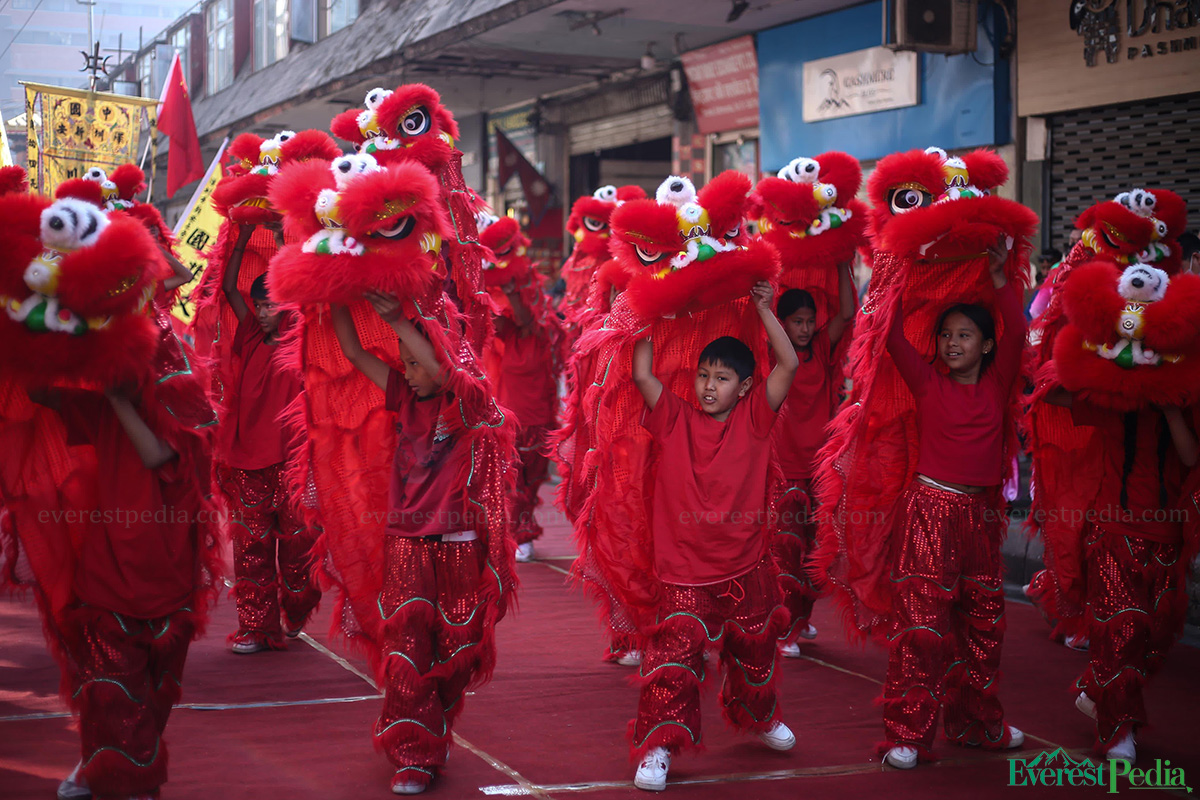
[{"left": 887, "top": 0, "right": 978, "bottom": 55}]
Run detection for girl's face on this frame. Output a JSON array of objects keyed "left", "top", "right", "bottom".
[
  {"left": 938, "top": 311, "right": 993, "bottom": 376},
  {"left": 784, "top": 307, "right": 817, "bottom": 349}
]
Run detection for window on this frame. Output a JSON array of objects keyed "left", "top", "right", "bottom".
[
  {"left": 254, "top": 0, "right": 289, "bottom": 70},
  {"left": 137, "top": 53, "right": 154, "bottom": 97},
  {"left": 206, "top": 0, "right": 234, "bottom": 94},
  {"left": 171, "top": 26, "right": 191, "bottom": 85},
  {"left": 326, "top": 0, "right": 359, "bottom": 35}
]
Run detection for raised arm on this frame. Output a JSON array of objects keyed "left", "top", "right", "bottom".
[
  {"left": 827, "top": 260, "right": 856, "bottom": 349},
  {"left": 990, "top": 280, "right": 1027, "bottom": 388},
  {"left": 753, "top": 281, "right": 798, "bottom": 412},
  {"left": 161, "top": 245, "right": 194, "bottom": 292},
  {"left": 221, "top": 224, "right": 256, "bottom": 322},
  {"left": 104, "top": 387, "right": 176, "bottom": 469},
  {"left": 331, "top": 303, "right": 390, "bottom": 391},
  {"left": 632, "top": 337, "right": 664, "bottom": 411},
  {"left": 886, "top": 295, "right": 934, "bottom": 391},
  {"left": 365, "top": 291, "right": 447, "bottom": 388},
  {"left": 502, "top": 280, "right": 534, "bottom": 329}
]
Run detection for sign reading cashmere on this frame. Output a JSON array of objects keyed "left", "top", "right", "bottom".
[
  {"left": 801, "top": 46, "right": 920, "bottom": 122},
  {"left": 680, "top": 36, "right": 759, "bottom": 134}
]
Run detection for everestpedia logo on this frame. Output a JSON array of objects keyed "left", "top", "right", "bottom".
[{"left": 1009, "top": 748, "right": 1192, "bottom": 793}]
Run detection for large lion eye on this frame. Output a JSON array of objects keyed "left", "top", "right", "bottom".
[
  {"left": 888, "top": 187, "right": 932, "bottom": 214},
  {"left": 374, "top": 216, "right": 416, "bottom": 240},
  {"left": 401, "top": 108, "right": 430, "bottom": 136},
  {"left": 633, "top": 244, "right": 668, "bottom": 266},
  {"left": 582, "top": 217, "right": 606, "bottom": 232}
]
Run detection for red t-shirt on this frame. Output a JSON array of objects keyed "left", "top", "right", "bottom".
[
  {"left": 888, "top": 282, "right": 1026, "bottom": 486},
  {"left": 495, "top": 327, "right": 557, "bottom": 429},
  {"left": 59, "top": 393, "right": 198, "bottom": 619},
  {"left": 776, "top": 328, "right": 834, "bottom": 481},
  {"left": 643, "top": 383, "right": 778, "bottom": 585},
  {"left": 384, "top": 369, "right": 474, "bottom": 537},
  {"left": 1071, "top": 401, "right": 1187, "bottom": 543},
  {"left": 222, "top": 314, "right": 303, "bottom": 470}
]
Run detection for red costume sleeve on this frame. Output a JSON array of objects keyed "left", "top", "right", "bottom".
[
  {"left": 643, "top": 387, "right": 683, "bottom": 438},
  {"left": 886, "top": 299, "right": 933, "bottom": 394},
  {"left": 991, "top": 281, "right": 1026, "bottom": 391}
]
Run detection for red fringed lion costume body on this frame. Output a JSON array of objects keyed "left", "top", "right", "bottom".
[
  {"left": 814, "top": 147, "right": 1037, "bottom": 639},
  {"left": 1022, "top": 198, "right": 1156, "bottom": 639},
  {"left": 330, "top": 84, "right": 493, "bottom": 353},
  {"left": 0, "top": 170, "right": 220, "bottom": 706},
  {"left": 265, "top": 153, "right": 517, "bottom": 675},
  {"left": 567, "top": 172, "right": 781, "bottom": 644}
]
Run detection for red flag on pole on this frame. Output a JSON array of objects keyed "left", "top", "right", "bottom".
[
  {"left": 495, "top": 127, "right": 553, "bottom": 225},
  {"left": 158, "top": 52, "right": 204, "bottom": 198}
]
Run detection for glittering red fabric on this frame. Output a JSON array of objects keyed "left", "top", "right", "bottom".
[
  {"left": 771, "top": 479, "right": 817, "bottom": 641},
  {"left": 631, "top": 559, "right": 788, "bottom": 760},
  {"left": 375, "top": 536, "right": 493, "bottom": 777},
  {"left": 511, "top": 426, "right": 549, "bottom": 545},
  {"left": 67, "top": 606, "right": 193, "bottom": 800},
  {"left": 220, "top": 464, "right": 320, "bottom": 640},
  {"left": 882, "top": 482, "right": 1009, "bottom": 752},
  {"left": 1075, "top": 523, "right": 1187, "bottom": 751}
]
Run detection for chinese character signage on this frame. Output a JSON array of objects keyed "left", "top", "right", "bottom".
[
  {"left": 680, "top": 36, "right": 760, "bottom": 134},
  {"left": 172, "top": 140, "right": 226, "bottom": 323},
  {"left": 22, "top": 82, "right": 157, "bottom": 196}
]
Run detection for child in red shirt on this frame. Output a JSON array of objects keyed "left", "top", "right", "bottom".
[
  {"left": 218, "top": 222, "right": 319, "bottom": 653},
  {"left": 333, "top": 292, "right": 499, "bottom": 796},
  {"left": 880, "top": 241, "right": 1027, "bottom": 769},
  {"left": 628, "top": 281, "right": 799, "bottom": 792},
  {"left": 771, "top": 263, "right": 856, "bottom": 656}
]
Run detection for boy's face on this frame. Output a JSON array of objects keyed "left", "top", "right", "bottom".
[
  {"left": 784, "top": 307, "right": 817, "bottom": 349},
  {"left": 253, "top": 299, "right": 283, "bottom": 337},
  {"left": 399, "top": 340, "right": 439, "bottom": 398},
  {"left": 694, "top": 359, "right": 751, "bottom": 418}
]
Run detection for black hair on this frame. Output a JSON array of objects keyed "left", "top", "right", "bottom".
[
  {"left": 698, "top": 336, "right": 754, "bottom": 382},
  {"left": 933, "top": 303, "right": 997, "bottom": 373},
  {"left": 250, "top": 273, "right": 270, "bottom": 302},
  {"left": 1039, "top": 248, "right": 1062, "bottom": 264},
  {"left": 777, "top": 288, "right": 818, "bottom": 363},
  {"left": 1180, "top": 231, "right": 1200, "bottom": 260}
]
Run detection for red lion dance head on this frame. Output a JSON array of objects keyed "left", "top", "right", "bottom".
[
  {"left": 565, "top": 184, "right": 648, "bottom": 260},
  {"left": 0, "top": 188, "right": 167, "bottom": 386},
  {"left": 478, "top": 214, "right": 532, "bottom": 289},
  {"left": 330, "top": 84, "right": 459, "bottom": 172},
  {"left": 1112, "top": 187, "right": 1187, "bottom": 273},
  {"left": 212, "top": 129, "right": 343, "bottom": 226},
  {"left": 614, "top": 171, "right": 779, "bottom": 319},
  {"left": 52, "top": 164, "right": 176, "bottom": 246},
  {"left": 267, "top": 153, "right": 451, "bottom": 306}
]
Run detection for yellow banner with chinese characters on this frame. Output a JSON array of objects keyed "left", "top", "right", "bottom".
[
  {"left": 22, "top": 82, "right": 157, "bottom": 196},
  {"left": 171, "top": 140, "right": 227, "bottom": 323}
]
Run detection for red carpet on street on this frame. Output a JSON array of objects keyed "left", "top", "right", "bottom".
[{"left": 3, "top": 485, "right": 1198, "bottom": 799}]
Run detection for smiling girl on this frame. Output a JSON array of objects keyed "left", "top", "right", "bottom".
[{"left": 879, "top": 238, "right": 1028, "bottom": 769}]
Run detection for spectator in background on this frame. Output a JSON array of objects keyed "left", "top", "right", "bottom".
[
  {"left": 1029, "top": 229, "right": 1083, "bottom": 320},
  {"left": 1179, "top": 232, "right": 1200, "bottom": 275}
]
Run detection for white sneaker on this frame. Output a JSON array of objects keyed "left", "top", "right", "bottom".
[
  {"left": 391, "top": 771, "right": 428, "bottom": 795},
  {"left": 57, "top": 761, "right": 90, "bottom": 800},
  {"left": 797, "top": 623, "right": 818, "bottom": 640},
  {"left": 634, "top": 747, "right": 670, "bottom": 791},
  {"left": 885, "top": 745, "right": 919, "bottom": 769},
  {"left": 1064, "top": 634, "right": 1090, "bottom": 651},
  {"left": 616, "top": 650, "right": 643, "bottom": 667},
  {"left": 1006, "top": 726, "right": 1025, "bottom": 749},
  {"left": 1021, "top": 583, "right": 1032, "bottom": 599},
  {"left": 1076, "top": 691, "right": 1097, "bottom": 720},
  {"left": 1107, "top": 730, "right": 1136, "bottom": 763},
  {"left": 779, "top": 641, "right": 802, "bottom": 659},
  {"left": 758, "top": 720, "right": 796, "bottom": 751},
  {"left": 515, "top": 542, "right": 535, "bottom": 562}
]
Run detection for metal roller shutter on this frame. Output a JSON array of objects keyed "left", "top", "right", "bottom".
[
  {"left": 568, "top": 104, "right": 675, "bottom": 156},
  {"left": 1048, "top": 92, "right": 1200, "bottom": 243}
]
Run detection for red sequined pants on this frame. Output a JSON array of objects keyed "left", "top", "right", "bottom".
[
  {"left": 375, "top": 536, "right": 493, "bottom": 783},
  {"left": 67, "top": 606, "right": 193, "bottom": 800},
  {"left": 883, "top": 482, "right": 1009, "bottom": 753},
  {"left": 220, "top": 464, "right": 320, "bottom": 641},
  {"left": 632, "top": 559, "right": 789, "bottom": 759},
  {"left": 771, "top": 479, "right": 818, "bottom": 641},
  {"left": 1076, "top": 523, "right": 1186, "bottom": 751},
  {"left": 511, "top": 426, "right": 549, "bottom": 545}
]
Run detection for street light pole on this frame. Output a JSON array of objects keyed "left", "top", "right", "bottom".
[{"left": 77, "top": 0, "right": 98, "bottom": 90}]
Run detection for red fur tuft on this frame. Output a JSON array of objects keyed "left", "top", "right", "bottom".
[
  {"left": 814, "top": 150, "right": 862, "bottom": 197},
  {"left": 1074, "top": 201, "right": 1154, "bottom": 261},
  {"left": 279, "top": 129, "right": 343, "bottom": 164},
  {"left": 624, "top": 240, "right": 781, "bottom": 319},
  {"left": 0, "top": 166, "right": 28, "bottom": 196},
  {"left": 226, "top": 133, "right": 265, "bottom": 172},
  {"left": 54, "top": 178, "right": 104, "bottom": 207},
  {"left": 1147, "top": 189, "right": 1187, "bottom": 239},
  {"left": 698, "top": 169, "right": 751, "bottom": 235},
  {"left": 109, "top": 163, "right": 147, "bottom": 200},
  {"left": 751, "top": 177, "right": 820, "bottom": 229},
  {"left": 609, "top": 199, "right": 680, "bottom": 270},
  {"left": 267, "top": 159, "right": 333, "bottom": 238},
  {"left": 330, "top": 109, "right": 365, "bottom": 146},
  {"left": 960, "top": 148, "right": 1008, "bottom": 191},
  {"left": 1053, "top": 326, "right": 1200, "bottom": 411},
  {"left": 1059, "top": 261, "right": 1127, "bottom": 345},
  {"left": 617, "top": 185, "right": 647, "bottom": 202},
  {"left": 336, "top": 161, "right": 449, "bottom": 240}
]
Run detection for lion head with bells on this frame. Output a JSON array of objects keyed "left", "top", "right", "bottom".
[
  {"left": 1113, "top": 187, "right": 1187, "bottom": 273},
  {"left": 614, "top": 171, "right": 779, "bottom": 319},
  {"left": 212, "top": 129, "right": 342, "bottom": 226},
  {"left": 267, "top": 153, "right": 451, "bottom": 306},
  {"left": 868, "top": 146, "right": 1036, "bottom": 268},
  {"left": 0, "top": 190, "right": 167, "bottom": 385},
  {"left": 330, "top": 84, "right": 459, "bottom": 172}
]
